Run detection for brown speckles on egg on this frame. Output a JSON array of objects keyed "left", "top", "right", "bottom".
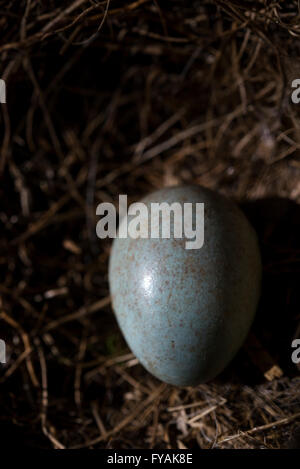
[{"left": 109, "top": 185, "right": 262, "bottom": 386}]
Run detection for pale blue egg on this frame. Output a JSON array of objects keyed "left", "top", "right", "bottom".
[{"left": 109, "top": 186, "right": 261, "bottom": 386}]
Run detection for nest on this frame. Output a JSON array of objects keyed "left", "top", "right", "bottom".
[{"left": 0, "top": 0, "right": 300, "bottom": 449}]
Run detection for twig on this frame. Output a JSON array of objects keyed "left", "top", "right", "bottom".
[{"left": 218, "top": 412, "right": 300, "bottom": 445}]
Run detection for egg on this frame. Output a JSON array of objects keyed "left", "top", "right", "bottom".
[{"left": 109, "top": 185, "right": 261, "bottom": 386}]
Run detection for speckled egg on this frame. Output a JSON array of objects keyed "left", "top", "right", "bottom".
[{"left": 109, "top": 185, "right": 261, "bottom": 386}]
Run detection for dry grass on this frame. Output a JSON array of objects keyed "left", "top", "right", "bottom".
[{"left": 0, "top": 0, "right": 299, "bottom": 449}]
